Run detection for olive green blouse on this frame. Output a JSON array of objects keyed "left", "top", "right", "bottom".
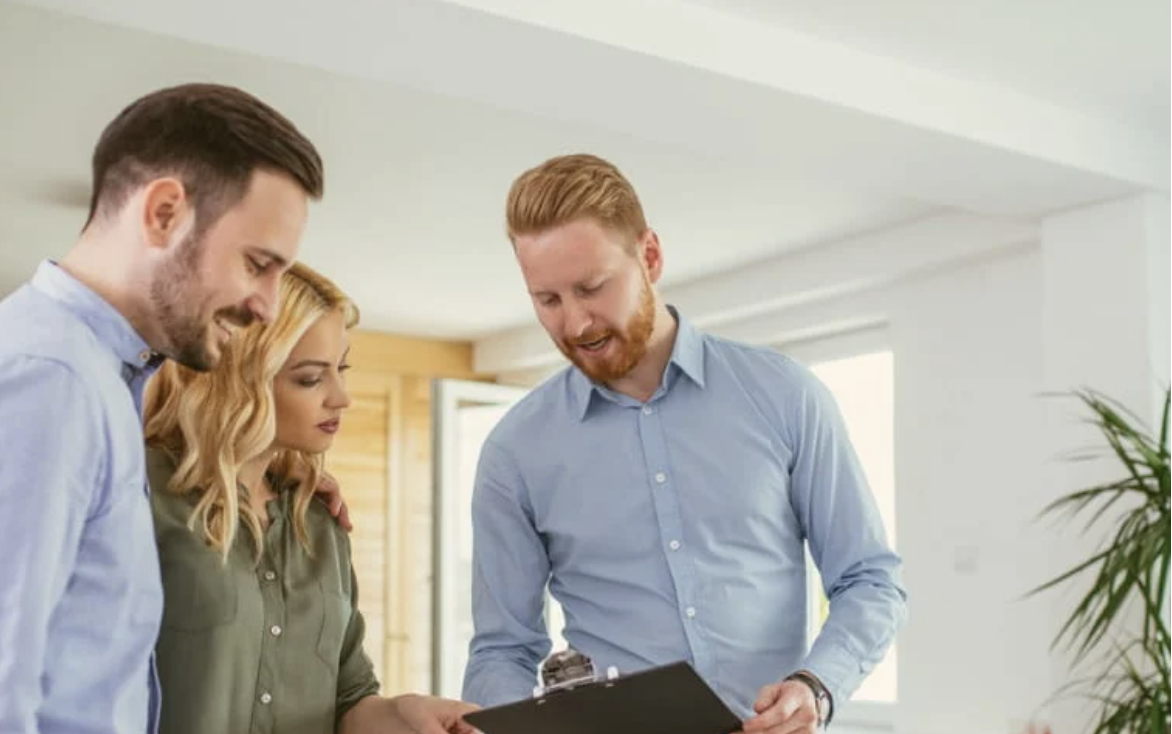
[{"left": 146, "top": 447, "right": 380, "bottom": 734}]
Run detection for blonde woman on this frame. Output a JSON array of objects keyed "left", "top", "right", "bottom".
[{"left": 143, "top": 263, "right": 476, "bottom": 734}]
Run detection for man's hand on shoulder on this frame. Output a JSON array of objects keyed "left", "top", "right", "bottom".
[{"left": 313, "top": 469, "right": 352, "bottom": 532}]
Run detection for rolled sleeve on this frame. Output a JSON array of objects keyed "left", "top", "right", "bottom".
[{"left": 335, "top": 565, "right": 380, "bottom": 723}]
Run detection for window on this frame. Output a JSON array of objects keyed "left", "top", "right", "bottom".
[
  {"left": 788, "top": 333, "right": 897, "bottom": 709},
  {"left": 431, "top": 378, "right": 567, "bottom": 698},
  {"left": 431, "top": 379, "right": 529, "bottom": 698}
]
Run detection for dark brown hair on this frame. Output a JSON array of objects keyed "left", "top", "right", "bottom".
[{"left": 86, "top": 83, "right": 324, "bottom": 233}]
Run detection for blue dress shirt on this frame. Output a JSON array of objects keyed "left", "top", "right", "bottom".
[
  {"left": 462, "top": 308, "right": 906, "bottom": 718},
  {"left": 0, "top": 261, "right": 163, "bottom": 734}
]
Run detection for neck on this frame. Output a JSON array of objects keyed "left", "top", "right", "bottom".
[
  {"left": 238, "top": 452, "right": 277, "bottom": 508},
  {"left": 607, "top": 303, "right": 678, "bottom": 403},
  {"left": 59, "top": 226, "right": 161, "bottom": 349}
]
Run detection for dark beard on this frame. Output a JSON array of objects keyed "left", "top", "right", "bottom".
[{"left": 149, "top": 234, "right": 253, "bottom": 372}]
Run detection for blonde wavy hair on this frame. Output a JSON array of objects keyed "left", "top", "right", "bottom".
[{"left": 143, "top": 262, "right": 360, "bottom": 561}]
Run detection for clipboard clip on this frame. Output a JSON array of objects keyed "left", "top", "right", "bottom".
[{"left": 532, "top": 648, "right": 620, "bottom": 699}]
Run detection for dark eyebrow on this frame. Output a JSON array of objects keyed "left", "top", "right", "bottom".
[{"left": 250, "top": 248, "right": 289, "bottom": 267}]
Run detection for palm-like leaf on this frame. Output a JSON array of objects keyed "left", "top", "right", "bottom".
[{"left": 1028, "top": 388, "right": 1170, "bottom": 734}]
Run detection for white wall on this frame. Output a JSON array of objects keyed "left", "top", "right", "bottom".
[
  {"left": 1144, "top": 195, "right": 1171, "bottom": 422},
  {"left": 885, "top": 246, "right": 1054, "bottom": 734},
  {"left": 812, "top": 195, "right": 1167, "bottom": 734},
  {"left": 1036, "top": 194, "right": 1171, "bottom": 733}
]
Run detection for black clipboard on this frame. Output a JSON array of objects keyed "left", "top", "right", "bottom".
[{"left": 462, "top": 661, "right": 743, "bottom": 734}]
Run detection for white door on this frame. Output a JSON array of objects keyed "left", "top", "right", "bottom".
[{"left": 430, "top": 378, "right": 528, "bottom": 698}]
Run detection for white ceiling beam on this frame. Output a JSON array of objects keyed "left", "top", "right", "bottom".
[
  {"left": 472, "top": 212, "right": 1036, "bottom": 374},
  {"left": 441, "top": 0, "right": 1167, "bottom": 194},
  {"left": 12, "top": 0, "right": 1167, "bottom": 217}
]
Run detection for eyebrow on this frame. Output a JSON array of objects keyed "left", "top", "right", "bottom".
[
  {"left": 288, "top": 348, "right": 350, "bottom": 372},
  {"left": 251, "top": 247, "right": 289, "bottom": 267},
  {"left": 531, "top": 274, "right": 608, "bottom": 298}
]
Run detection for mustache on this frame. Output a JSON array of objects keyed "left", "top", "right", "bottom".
[{"left": 569, "top": 330, "right": 613, "bottom": 347}]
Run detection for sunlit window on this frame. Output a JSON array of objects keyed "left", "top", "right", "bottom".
[{"left": 805, "top": 348, "right": 897, "bottom": 704}]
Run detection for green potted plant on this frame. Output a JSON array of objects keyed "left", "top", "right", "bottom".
[{"left": 1029, "top": 387, "right": 1170, "bottom": 734}]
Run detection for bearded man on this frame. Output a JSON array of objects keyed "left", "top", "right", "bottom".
[{"left": 461, "top": 153, "right": 908, "bottom": 734}]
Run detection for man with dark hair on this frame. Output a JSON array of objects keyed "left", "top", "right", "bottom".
[{"left": 0, "top": 83, "right": 323, "bottom": 734}]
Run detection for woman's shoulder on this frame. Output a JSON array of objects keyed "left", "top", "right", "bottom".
[
  {"left": 144, "top": 445, "right": 197, "bottom": 520},
  {"left": 295, "top": 492, "right": 356, "bottom": 597},
  {"left": 304, "top": 494, "right": 351, "bottom": 549},
  {"left": 144, "top": 444, "right": 178, "bottom": 488}
]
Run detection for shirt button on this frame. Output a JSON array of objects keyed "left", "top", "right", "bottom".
[
  {"left": 642, "top": 406, "right": 654, "bottom": 416},
  {"left": 685, "top": 606, "right": 696, "bottom": 619},
  {"left": 259, "top": 692, "right": 273, "bottom": 705},
  {"left": 655, "top": 472, "right": 667, "bottom": 484},
  {"left": 669, "top": 540, "right": 681, "bottom": 551},
  {"left": 263, "top": 571, "right": 277, "bottom": 581},
  {"left": 138, "top": 349, "right": 151, "bottom": 363},
  {"left": 270, "top": 625, "right": 282, "bottom": 637}
]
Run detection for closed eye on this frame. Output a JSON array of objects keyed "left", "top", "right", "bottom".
[
  {"left": 576, "top": 279, "right": 607, "bottom": 298},
  {"left": 247, "top": 256, "right": 272, "bottom": 276}
]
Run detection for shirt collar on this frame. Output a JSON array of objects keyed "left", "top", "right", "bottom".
[
  {"left": 570, "top": 305, "right": 706, "bottom": 420},
  {"left": 31, "top": 260, "right": 164, "bottom": 371}
]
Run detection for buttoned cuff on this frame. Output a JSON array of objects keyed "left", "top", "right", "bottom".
[{"left": 800, "top": 642, "right": 863, "bottom": 714}]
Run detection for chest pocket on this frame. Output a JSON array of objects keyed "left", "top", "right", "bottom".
[
  {"left": 158, "top": 531, "right": 239, "bottom": 630},
  {"left": 314, "top": 582, "right": 351, "bottom": 672}
]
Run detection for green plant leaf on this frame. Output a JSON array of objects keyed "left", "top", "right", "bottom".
[{"left": 1031, "top": 387, "right": 1171, "bottom": 734}]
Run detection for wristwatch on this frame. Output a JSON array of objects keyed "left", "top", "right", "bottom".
[{"left": 785, "top": 670, "right": 833, "bottom": 727}]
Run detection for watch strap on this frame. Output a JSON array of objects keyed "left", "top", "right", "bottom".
[{"left": 785, "top": 670, "right": 833, "bottom": 726}]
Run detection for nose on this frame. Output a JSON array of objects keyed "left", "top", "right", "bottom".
[
  {"left": 563, "top": 297, "right": 593, "bottom": 339},
  {"left": 326, "top": 377, "right": 351, "bottom": 411},
  {"left": 247, "top": 275, "right": 282, "bottom": 324}
]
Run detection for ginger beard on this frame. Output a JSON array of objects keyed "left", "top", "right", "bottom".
[{"left": 559, "top": 271, "right": 656, "bottom": 384}]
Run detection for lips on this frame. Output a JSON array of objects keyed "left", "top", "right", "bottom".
[
  {"left": 317, "top": 419, "right": 340, "bottom": 435},
  {"left": 573, "top": 334, "right": 611, "bottom": 354}
]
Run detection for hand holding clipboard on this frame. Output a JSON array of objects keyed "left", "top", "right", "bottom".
[{"left": 462, "top": 649, "right": 742, "bottom": 734}]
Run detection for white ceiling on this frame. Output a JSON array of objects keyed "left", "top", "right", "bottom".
[
  {"left": 0, "top": 0, "right": 1166, "bottom": 342},
  {"left": 0, "top": 1, "right": 932, "bottom": 338},
  {"left": 683, "top": 0, "right": 1170, "bottom": 135}
]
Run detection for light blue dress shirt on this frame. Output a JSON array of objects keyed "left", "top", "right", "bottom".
[
  {"left": 0, "top": 261, "right": 163, "bottom": 734},
  {"left": 462, "top": 308, "right": 907, "bottom": 718}
]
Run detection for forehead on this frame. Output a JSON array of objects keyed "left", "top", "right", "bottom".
[
  {"left": 203, "top": 169, "right": 308, "bottom": 262},
  {"left": 286, "top": 309, "right": 348, "bottom": 361},
  {"left": 515, "top": 219, "right": 632, "bottom": 287}
]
